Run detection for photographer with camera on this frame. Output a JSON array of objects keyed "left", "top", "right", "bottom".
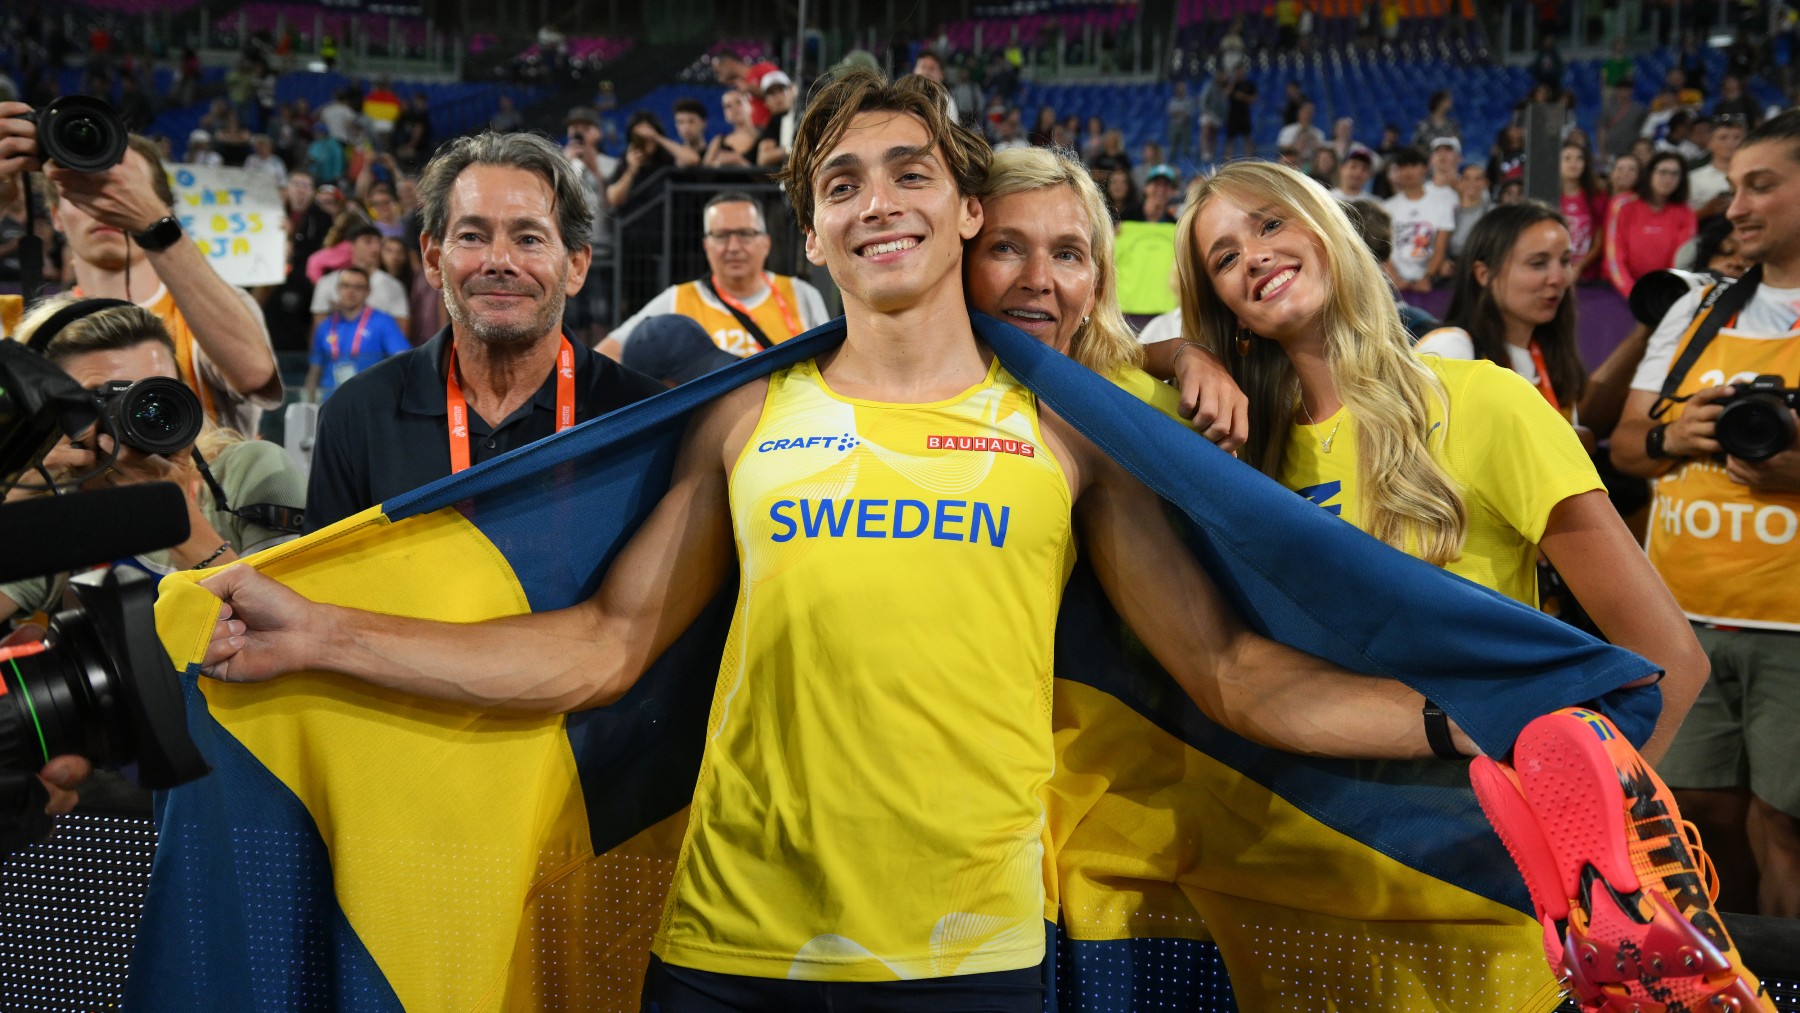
[
  {"left": 0, "top": 100, "right": 282, "bottom": 437},
  {"left": 2, "top": 299, "right": 306, "bottom": 622},
  {"left": 1613, "top": 109, "right": 1800, "bottom": 919}
]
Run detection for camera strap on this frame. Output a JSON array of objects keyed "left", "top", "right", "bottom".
[
  {"left": 1649, "top": 264, "right": 1763, "bottom": 420},
  {"left": 700, "top": 276, "right": 777, "bottom": 351},
  {"left": 189, "top": 448, "right": 306, "bottom": 535}
]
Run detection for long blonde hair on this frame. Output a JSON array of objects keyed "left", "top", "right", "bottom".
[
  {"left": 982, "top": 146, "right": 1142, "bottom": 376},
  {"left": 1174, "top": 161, "right": 1466, "bottom": 565}
]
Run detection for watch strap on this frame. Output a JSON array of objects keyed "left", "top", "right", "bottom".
[
  {"left": 1646, "top": 423, "right": 1671, "bottom": 461},
  {"left": 1422, "top": 699, "right": 1461, "bottom": 759},
  {"left": 132, "top": 216, "right": 183, "bottom": 252}
]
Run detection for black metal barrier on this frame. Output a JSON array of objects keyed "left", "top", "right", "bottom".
[
  {"left": 608, "top": 167, "right": 833, "bottom": 330},
  {"left": 4, "top": 812, "right": 1800, "bottom": 1011}
]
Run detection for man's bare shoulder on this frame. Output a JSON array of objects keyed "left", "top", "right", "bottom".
[
  {"left": 687, "top": 375, "right": 773, "bottom": 470},
  {"left": 1036, "top": 404, "right": 1098, "bottom": 499}
]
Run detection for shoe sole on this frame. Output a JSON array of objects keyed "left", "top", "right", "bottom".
[{"left": 1473, "top": 711, "right": 1772, "bottom": 1012}]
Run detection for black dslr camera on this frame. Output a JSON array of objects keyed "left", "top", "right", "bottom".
[
  {"left": 14, "top": 95, "right": 129, "bottom": 173},
  {"left": 1716, "top": 375, "right": 1800, "bottom": 462},
  {"left": 92, "top": 377, "right": 204, "bottom": 457}
]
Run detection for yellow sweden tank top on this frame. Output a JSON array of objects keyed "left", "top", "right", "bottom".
[{"left": 653, "top": 354, "right": 1076, "bottom": 981}]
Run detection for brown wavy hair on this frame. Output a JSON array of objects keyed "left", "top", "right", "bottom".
[{"left": 778, "top": 68, "right": 990, "bottom": 233}]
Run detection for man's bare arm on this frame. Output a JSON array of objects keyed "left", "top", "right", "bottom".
[
  {"left": 202, "top": 383, "right": 761, "bottom": 713},
  {"left": 1057, "top": 416, "right": 1472, "bottom": 759},
  {"left": 48, "top": 165, "right": 278, "bottom": 401}
]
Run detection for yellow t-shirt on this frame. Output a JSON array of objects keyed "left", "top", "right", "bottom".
[
  {"left": 1280, "top": 357, "right": 1603, "bottom": 606},
  {"left": 671, "top": 276, "right": 809, "bottom": 358},
  {"left": 654, "top": 355, "right": 1077, "bottom": 981}
]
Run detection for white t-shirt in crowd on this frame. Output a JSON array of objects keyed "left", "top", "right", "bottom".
[
  {"left": 1415, "top": 326, "right": 1539, "bottom": 382},
  {"left": 1687, "top": 163, "right": 1731, "bottom": 211},
  {"left": 311, "top": 269, "right": 412, "bottom": 323},
  {"left": 1138, "top": 308, "right": 1182, "bottom": 344},
  {"left": 1631, "top": 280, "right": 1800, "bottom": 391},
  {"left": 1385, "top": 188, "right": 1457, "bottom": 283}
]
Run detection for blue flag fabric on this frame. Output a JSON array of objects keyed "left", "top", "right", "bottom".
[{"left": 129, "top": 312, "right": 1659, "bottom": 1012}]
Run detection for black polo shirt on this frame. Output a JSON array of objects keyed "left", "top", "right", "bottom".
[{"left": 304, "top": 327, "right": 664, "bottom": 532}]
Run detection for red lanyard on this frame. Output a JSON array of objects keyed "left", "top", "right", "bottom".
[
  {"left": 712, "top": 273, "right": 801, "bottom": 337},
  {"left": 1527, "top": 340, "right": 1561, "bottom": 413},
  {"left": 326, "top": 306, "right": 372, "bottom": 361},
  {"left": 445, "top": 336, "right": 576, "bottom": 474}
]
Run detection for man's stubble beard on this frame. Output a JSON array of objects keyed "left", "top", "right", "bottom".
[{"left": 441, "top": 266, "right": 571, "bottom": 348}]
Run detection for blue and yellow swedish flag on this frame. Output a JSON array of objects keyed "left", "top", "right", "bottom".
[{"left": 133, "top": 314, "right": 1659, "bottom": 1012}]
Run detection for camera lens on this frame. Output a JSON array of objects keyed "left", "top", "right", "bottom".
[
  {"left": 100, "top": 377, "right": 202, "bottom": 457},
  {"left": 1716, "top": 395, "right": 1797, "bottom": 462},
  {"left": 35, "top": 95, "right": 128, "bottom": 174},
  {"left": 63, "top": 118, "right": 105, "bottom": 159},
  {"left": 0, "top": 570, "right": 207, "bottom": 791}
]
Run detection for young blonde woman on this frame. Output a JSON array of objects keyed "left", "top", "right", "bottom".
[{"left": 1174, "top": 160, "right": 1774, "bottom": 1013}]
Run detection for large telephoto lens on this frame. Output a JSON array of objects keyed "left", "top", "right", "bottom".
[
  {"left": 97, "top": 377, "right": 203, "bottom": 457},
  {"left": 32, "top": 95, "right": 128, "bottom": 174},
  {"left": 0, "top": 570, "right": 207, "bottom": 790}
]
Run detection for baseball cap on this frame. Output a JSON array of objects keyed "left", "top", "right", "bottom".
[
  {"left": 1146, "top": 163, "right": 1180, "bottom": 185},
  {"left": 188, "top": 129, "right": 211, "bottom": 144},
  {"left": 760, "top": 70, "right": 794, "bottom": 94},
  {"left": 1431, "top": 136, "right": 1461, "bottom": 155},
  {"left": 566, "top": 105, "right": 600, "bottom": 126},
  {"left": 621, "top": 315, "right": 743, "bottom": 386},
  {"left": 1343, "top": 144, "right": 1375, "bottom": 165}
]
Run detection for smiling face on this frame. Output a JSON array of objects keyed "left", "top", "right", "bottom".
[
  {"left": 424, "top": 164, "right": 588, "bottom": 348},
  {"left": 803, "top": 110, "right": 982, "bottom": 316},
  {"left": 1191, "top": 196, "right": 1329, "bottom": 345},
  {"left": 1728, "top": 138, "right": 1800, "bottom": 268},
  {"left": 1479, "top": 219, "right": 1573, "bottom": 333},
  {"left": 965, "top": 186, "right": 1098, "bottom": 354}
]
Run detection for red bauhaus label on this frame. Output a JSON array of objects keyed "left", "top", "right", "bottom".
[{"left": 926, "top": 435, "right": 1035, "bottom": 457}]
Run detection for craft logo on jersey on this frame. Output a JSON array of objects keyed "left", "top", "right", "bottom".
[
  {"left": 926, "top": 434, "right": 1035, "bottom": 457},
  {"left": 757, "top": 432, "right": 860, "bottom": 453}
]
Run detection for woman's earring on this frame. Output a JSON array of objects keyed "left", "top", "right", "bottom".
[{"left": 1235, "top": 327, "right": 1253, "bottom": 357}]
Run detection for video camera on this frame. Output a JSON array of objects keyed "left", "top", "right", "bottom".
[{"left": 0, "top": 335, "right": 208, "bottom": 857}]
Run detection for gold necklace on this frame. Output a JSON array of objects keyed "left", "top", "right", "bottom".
[{"left": 1298, "top": 399, "right": 1345, "bottom": 453}]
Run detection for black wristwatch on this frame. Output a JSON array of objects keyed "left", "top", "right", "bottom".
[
  {"left": 131, "top": 215, "right": 184, "bottom": 252},
  {"left": 1645, "top": 423, "right": 1672, "bottom": 461}
]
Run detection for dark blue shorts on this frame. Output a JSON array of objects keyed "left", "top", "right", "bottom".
[{"left": 640, "top": 955, "right": 1045, "bottom": 1013}]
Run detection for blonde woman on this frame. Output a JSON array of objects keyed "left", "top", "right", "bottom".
[
  {"left": 1174, "top": 161, "right": 1769, "bottom": 1013},
  {"left": 965, "top": 145, "right": 1246, "bottom": 450}
]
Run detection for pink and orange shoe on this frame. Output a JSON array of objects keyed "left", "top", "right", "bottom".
[{"left": 1470, "top": 707, "right": 1772, "bottom": 1012}]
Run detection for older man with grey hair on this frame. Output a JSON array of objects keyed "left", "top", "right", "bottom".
[{"left": 302, "top": 131, "right": 664, "bottom": 532}]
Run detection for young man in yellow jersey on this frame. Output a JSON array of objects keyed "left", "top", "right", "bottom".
[{"left": 185, "top": 73, "right": 1756, "bottom": 1012}]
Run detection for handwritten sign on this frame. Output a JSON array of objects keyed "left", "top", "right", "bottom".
[{"left": 167, "top": 165, "right": 286, "bottom": 287}]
